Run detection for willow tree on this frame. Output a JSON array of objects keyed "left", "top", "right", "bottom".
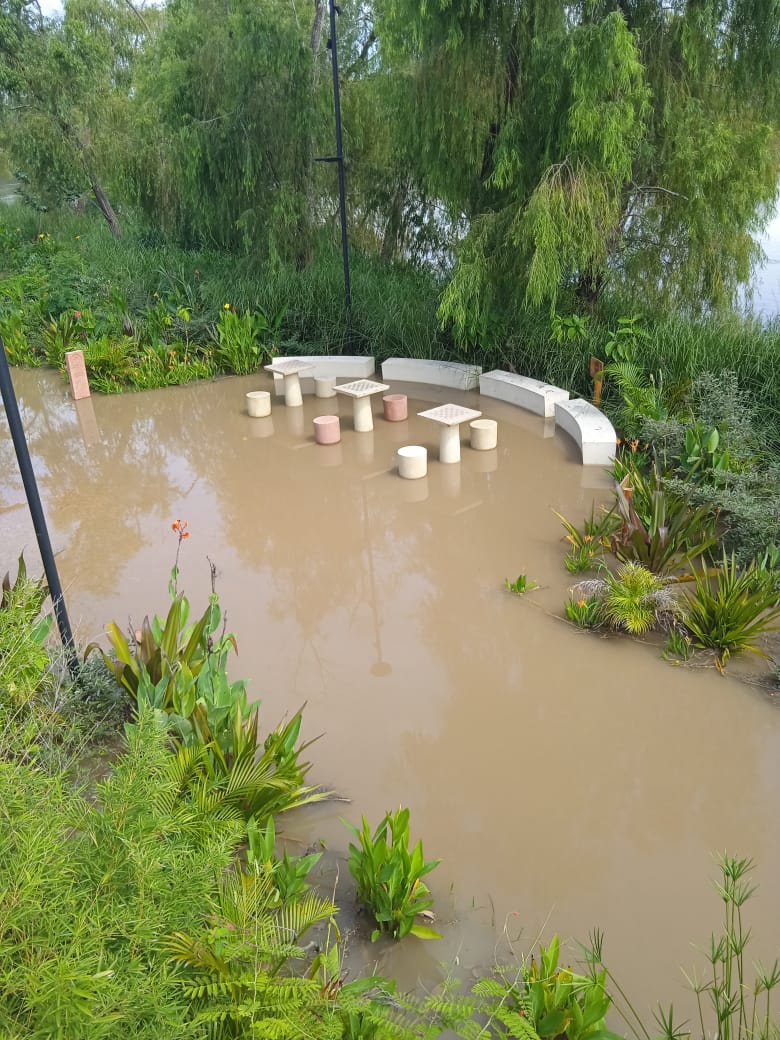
[
  {"left": 371, "top": 0, "right": 780, "bottom": 343},
  {"left": 129, "top": 0, "right": 331, "bottom": 261},
  {"left": 0, "top": 0, "right": 143, "bottom": 236}
]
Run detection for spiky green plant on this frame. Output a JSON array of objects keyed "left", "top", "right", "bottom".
[
  {"left": 573, "top": 563, "right": 682, "bottom": 635},
  {"left": 682, "top": 553, "right": 780, "bottom": 670}
]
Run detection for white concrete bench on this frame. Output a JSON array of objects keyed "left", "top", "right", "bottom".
[
  {"left": 554, "top": 398, "right": 617, "bottom": 466},
  {"left": 479, "top": 370, "right": 569, "bottom": 419},
  {"left": 380, "top": 358, "right": 481, "bottom": 391},
  {"left": 272, "top": 355, "right": 375, "bottom": 394}
]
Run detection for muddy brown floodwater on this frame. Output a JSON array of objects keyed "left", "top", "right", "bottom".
[{"left": 2, "top": 367, "right": 780, "bottom": 1020}]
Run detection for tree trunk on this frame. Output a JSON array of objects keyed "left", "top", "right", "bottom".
[
  {"left": 91, "top": 177, "right": 122, "bottom": 239},
  {"left": 310, "top": 0, "right": 326, "bottom": 57},
  {"left": 381, "top": 179, "right": 408, "bottom": 262}
]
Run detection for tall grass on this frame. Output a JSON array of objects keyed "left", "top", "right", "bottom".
[
  {"left": 3, "top": 203, "right": 780, "bottom": 441},
  {"left": 1, "top": 203, "right": 454, "bottom": 362}
]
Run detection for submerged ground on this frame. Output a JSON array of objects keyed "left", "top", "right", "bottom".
[{"left": 2, "top": 367, "right": 779, "bottom": 1014}]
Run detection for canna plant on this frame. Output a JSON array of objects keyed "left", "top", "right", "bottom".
[
  {"left": 344, "top": 808, "right": 441, "bottom": 941},
  {"left": 246, "top": 815, "right": 323, "bottom": 903},
  {"left": 505, "top": 574, "right": 540, "bottom": 594},
  {"left": 211, "top": 303, "right": 284, "bottom": 374},
  {"left": 474, "top": 935, "right": 617, "bottom": 1040}
]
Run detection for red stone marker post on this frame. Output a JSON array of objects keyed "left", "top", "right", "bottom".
[{"left": 65, "top": 349, "right": 91, "bottom": 400}]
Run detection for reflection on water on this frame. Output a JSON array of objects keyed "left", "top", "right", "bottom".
[{"left": 2, "top": 368, "right": 780, "bottom": 1017}]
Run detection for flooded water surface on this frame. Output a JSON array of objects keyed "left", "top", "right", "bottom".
[{"left": 2, "top": 368, "right": 780, "bottom": 1017}]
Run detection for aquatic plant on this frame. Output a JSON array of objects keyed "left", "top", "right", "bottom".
[
  {"left": 211, "top": 304, "right": 283, "bottom": 375},
  {"left": 610, "top": 458, "right": 719, "bottom": 575},
  {"left": 682, "top": 553, "right": 780, "bottom": 671},
  {"left": 554, "top": 504, "right": 618, "bottom": 573},
  {"left": 505, "top": 574, "right": 540, "bottom": 594},
  {"left": 475, "top": 934, "right": 613, "bottom": 1040},
  {"left": 344, "top": 808, "right": 441, "bottom": 941},
  {"left": 572, "top": 563, "right": 682, "bottom": 635},
  {"left": 565, "top": 596, "right": 602, "bottom": 629},
  {"left": 662, "top": 629, "right": 694, "bottom": 663}
]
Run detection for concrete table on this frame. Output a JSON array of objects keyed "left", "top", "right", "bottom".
[
  {"left": 418, "top": 402, "right": 482, "bottom": 463},
  {"left": 334, "top": 379, "right": 390, "bottom": 432},
  {"left": 264, "top": 359, "right": 314, "bottom": 407}
]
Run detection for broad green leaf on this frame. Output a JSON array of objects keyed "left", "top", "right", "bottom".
[{"left": 409, "top": 924, "right": 442, "bottom": 940}]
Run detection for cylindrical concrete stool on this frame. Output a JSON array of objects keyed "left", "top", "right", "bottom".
[
  {"left": 246, "top": 390, "right": 271, "bottom": 417},
  {"left": 470, "top": 418, "right": 498, "bottom": 451},
  {"left": 383, "top": 394, "right": 408, "bottom": 422},
  {"left": 315, "top": 376, "right": 337, "bottom": 398},
  {"left": 313, "top": 415, "right": 341, "bottom": 445},
  {"left": 397, "top": 445, "right": 427, "bottom": 479}
]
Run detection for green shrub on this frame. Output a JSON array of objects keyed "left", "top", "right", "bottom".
[
  {"left": 0, "top": 554, "right": 52, "bottom": 710},
  {"left": 344, "top": 808, "right": 441, "bottom": 941},
  {"left": 474, "top": 935, "right": 612, "bottom": 1040},
  {"left": 0, "top": 712, "right": 240, "bottom": 1037}
]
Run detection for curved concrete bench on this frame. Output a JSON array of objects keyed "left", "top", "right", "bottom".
[
  {"left": 554, "top": 398, "right": 616, "bottom": 466},
  {"left": 272, "top": 355, "right": 375, "bottom": 395},
  {"left": 479, "top": 370, "right": 569, "bottom": 419},
  {"left": 380, "top": 358, "right": 481, "bottom": 391}
]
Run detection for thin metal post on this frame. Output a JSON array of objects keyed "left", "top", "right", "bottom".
[
  {"left": 328, "top": 0, "right": 351, "bottom": 311},
  {"left": 0, "top": 338, "right": 79, "bottom": 676}
]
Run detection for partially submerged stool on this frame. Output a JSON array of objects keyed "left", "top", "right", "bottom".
[
  {"left": 383, "top": 393, "right": 408, "bottom": 422},
  {"left": 246, "top": 390, "right": 271, "bottom": 417},
  {"left": 397, "top": 445, "right": 427, "bottom": 479},
  {"left": 313, "top": 415, "right": 341, "bottom": 445},
  {"left": 315, "top": 376, "right": 337, "bottom": 399},
  {"left": 470, "top": 418, "right": 497, "bottom": 451}
]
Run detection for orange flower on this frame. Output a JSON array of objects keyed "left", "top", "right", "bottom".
[
  {"left": 576, "top": 599, "right": 587, "bottom": 609},
  {"left": 584, "top": 535, "right": 593, "bottom": 543},
  {"left": 631, "top": 439, "right": 639, "bottom": 452},
  {"left": 171, "top": 519, "right": 189, "bottom": 537}
]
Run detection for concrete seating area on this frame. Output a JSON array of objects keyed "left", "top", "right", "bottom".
[
  {"left": 250, "top": 356, "right": 618, "bottom": 470},
  {"left": 554, "top": 398, "right": 616, "bottom": 466},
  {"left": 381, "top": 358, "right": 481, "bottom": 391},
  {"left": 479, "top": 370, "right": 569, "bottom": 418},
  {"left": 272, "top": 355, "right": 375, "bottom": 394}
]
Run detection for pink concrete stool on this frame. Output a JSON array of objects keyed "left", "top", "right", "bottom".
[
  {"left": 383, "top": 394, "right": 408, "bottom": 422},
  {"left": 313, "top": 415, "right": 341, "bottom": 445}
]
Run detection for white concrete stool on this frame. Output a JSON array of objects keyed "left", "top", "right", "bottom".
[
  {"left": 470, "top": 418, "right": 497, "bottom": 450},
  {"left": 313, "top": 415, "right": 341, "bottom": 445},
  {"left": 397, "top": 445, "right": 427, "bottom": 479},
  {"left": 383, "top": 394, "right": 408, "bottom": 422},
  {"left": 315, "top": 376, "right": 337, "bottom": 398},
  {"left": 246, "top": 390, "right": 271, "bottom": 417}
]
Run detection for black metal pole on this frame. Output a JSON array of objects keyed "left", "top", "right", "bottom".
[
  {"left": 328, "top": 0, "right": 351, "bottom": 312},
  {"left": 0, "top": 337, "right": 79, "bottom": 676}
]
